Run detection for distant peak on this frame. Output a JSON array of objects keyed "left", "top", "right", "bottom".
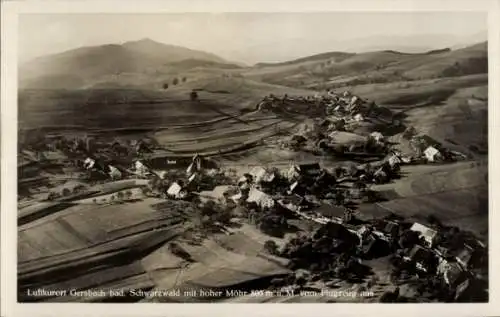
[
  {"left": 138, "top": 38, "right": 155, "bottom": 43},
  {"left": 124, "top": 38, "right": 160, "bottom": 46}
]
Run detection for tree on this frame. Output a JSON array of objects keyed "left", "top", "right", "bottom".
[
  {"left": 163, "top": 83, "right": 169, "bottom": 90},
  {"left": 173, "top": 78, "right": 179, "bottom": 85},
  {"left": 190, "top": 90, "right": 199, "bottom": 101},
  {"left": 92, "top": 198, "right": 97, "bottom": 204},
  {"left": 141, "top": 187, "right": 151, "bottom": 196},
  {"left": 182, "top": 77, "right": 187, "bottom": 82},
  {"left": 116, "top": 191, "right": 125, "bottom": 201},
  {"left": 124, "top": 190, "right": 133, "bottom": 200},
  {"left": 264, "top": 240, "right": 279, "bottom": 255},
  {"left": 61, "top": 188, "right": 71, "bottom": 197},
  {"left": 110, "top": 195, "right": 116, "bottom": 202}
]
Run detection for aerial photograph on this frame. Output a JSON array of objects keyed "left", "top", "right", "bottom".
[{"left": 17, "top": 12, "right": 488, "bottom": 303}]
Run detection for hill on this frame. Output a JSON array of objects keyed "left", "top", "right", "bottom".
[
  {"left": 244, "top": 42, "right": 487, "bottom": 89},
  {"left": 19, "top": 38, "right": 229, "bottom": 90}
]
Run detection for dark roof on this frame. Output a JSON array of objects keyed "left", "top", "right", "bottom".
[
  {"left": 408, "top": 245, "right": 436, "bottom": 265},
  {"left": 383, "top": 221, "right": 400, "bottom": 236},
  {"left": 298, "top": 163, "right": 321, "bottom": 171},
  {"left": 315, "top": 204, "right": 346, "bottom": 219}
]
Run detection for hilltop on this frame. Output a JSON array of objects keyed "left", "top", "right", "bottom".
[
  {"left": 244, "top": 42, "right": 487, "bottom": 90},
  {"left": 19, "top": 38, "right": 231, "bottom": 90}
]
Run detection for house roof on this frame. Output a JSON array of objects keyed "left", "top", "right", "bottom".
[
  {"left": 370, "top": 132, "right": 384, "bottom": 139},
  {"left": 249, "top": 166, "right": 275, "bottom": 183},
  {"left": 444, "top": 262, "right": 465, "bottom": 286},
  {"left": 167, "top": 182, "right": 182, "bottom": 196},
  {"left": 315, "top": 203, "right": 346, "bottom": 219},
  {"left": 108, "top": 165, "right": 122, "bottom": 177},
  {"left": 424, "top": 146, "right": 440, "bottom": 157},
  {"left": 410, "top": 222, "right": 438, "bottom": 246},
  {"left": 408, "top": 245, "right": 436, "bottom": 266},
  {"left": 247, "top": 188, "right": 274, "bottom": 206}
]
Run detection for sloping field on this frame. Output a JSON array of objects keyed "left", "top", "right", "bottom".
[
  {"left": 141, "top": 237, "right": 290, "bottom": 300},
  {"left": 19, "top": 90, "right": 235, "bottom": 130},
  {"left": 18, "top": 198, "right": 183, "bottom": 263},
  {"left": 363, "top": 161, "right": 488, "bottom": 237}
]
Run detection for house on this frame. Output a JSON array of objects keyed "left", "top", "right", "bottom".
[
  {"left": 278, "top": 195, "right": 313, "bottom": 212},
  {"left": 167, "top": 182, "right": 187, "bottom": 199},
  {"left": 454, "top": 242, "right": 486, "bottom": 269},
  {"left": 83, "top": 157, "right": 96, "bottom": 170},
  {"left": 410, "top": 222, "right": 438, "bottom": 247},
  {"left": 286, "top": 165, "right": 301, "bottom": 182},
  {"left": 294, "top": 163, "right": 322, "bottom": 178},
  {"left": 354, "top": 113, "right": 364, "bottom": 122},
  {"left": 315, "top": 222, "right": 360, "bottom": 248},
  {"left": 249, "top": 166, "right": 276, "bottom": 184},
  {"left": 437, "top": 259, "right": 466, "bottom": 288},
  {"left": 186, "top": 154, "right": 202, "bottom": 176},
  {"left": 246, "top": 187, "right": 275, "bottom": 209},
  {"left": 108, "top": 165, "right": 122, "bottom": 180},
  {"left": 424, "top": 146, "right": 442, "bottom": 162},
  {"left": 373, "top": 168, "right": 388, "bottom": 184},
  {"left": 370, "top": 132, "right": 384, "bottom": 143},
  {"left": 135, "top": 160, "right": 150, "bottom": 177},
  {"left": 315, "top": 203, "right": 347, "bottom": 222},
  {"left": 382, "top": 220, "right": 400, "bottom": 239},
  {"left": 404, "top": 245, "right": 438, "bottom": 273},
  {"left": 362, "top": 233, "right": 391, "bottom": 258}
]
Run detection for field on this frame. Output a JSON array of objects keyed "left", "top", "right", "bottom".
[{"left": 17, "top": 40, "right": 488, "bottom": 303}]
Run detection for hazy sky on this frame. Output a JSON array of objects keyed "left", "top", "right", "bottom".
[{"left": 19, "top": 12, "right": 487, "bottom": 65}]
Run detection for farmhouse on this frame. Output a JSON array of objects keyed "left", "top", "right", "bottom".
[
  {"left": 134, "top": 160, "right": 150, "bottom": 177},
  {"left": 354, "top": 113, "right": 364, "bottom": 122},
  {"left": 410, "top": 222, "right": 438, "bottom": 247},
  {"left": 294, "top": 163, "right": 323, "bottom": 178},
  {"left": 167, "top": 182, "right": 187, "bottom": 199},
  {"left": 424, "top": 146, "right": 442, "bottom": 162},
  {"left": 108, "top": 165, "right": 122, "bottom": 180},
  {"left": 249, "top": 166, "right": 276, "bottom": 184},
  {"left": 404, "top": 245, "right": 438, "bottom": 273},
  {"left": 186, "top": 154, "right": 202, "bottom": 176},
  {"left": 83, "top": 157, "right": 96, "bottom": 170},
  {"left": 278, "top": 195, "right": 313, "bottom": 212},
  {"left": 370, "top": 132, "right": 384, "bottom": 143},
  {"left": 246, "top": 187, "right": 275, "bottom": 209},
  {"left": 437, "top": 259, "right": 467, "bottom": 288}
]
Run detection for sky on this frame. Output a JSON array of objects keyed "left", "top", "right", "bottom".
[{"left": 18, "top": 12, "right": 487, "bottom": 65}]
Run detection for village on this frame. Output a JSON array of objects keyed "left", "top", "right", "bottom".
[{"left": 17, "top": 89, "right": 486, "bottom": 303}]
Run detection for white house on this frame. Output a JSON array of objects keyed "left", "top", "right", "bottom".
[
  {"left": 249, "top": 166, "right": 275, "bottom": 184},
  {"left": 135, "top": 160, "right": 149, "bottom": 177},
  {"left": 424, "top": 146, "right": 441, "bottom": 162},
  {"left": 186, "top": 154, "right": 202, "bottom": 176},
  {"left": 167, "top": 182, "right": 187, "bottom": 199},
  {"left": 388, "top": 154, "right": 402, "bottom": 168},
  {"left": 246, "top": 187, "right": 275, "bottom": 209},
  {"left": 108, "top": 165, "right": 122, "bottom": 180},
  {"left": 410, "top": 222, "right": 438, "bottom": 247},
  {"left": 354, "top": 113, "right": 364, "bottom": 122},
  {"left": 83, "top": 157, "right": 96, "bottom": 170},
  {"left": 370, "top": 132, "right": 384, "bottom": 143}
]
